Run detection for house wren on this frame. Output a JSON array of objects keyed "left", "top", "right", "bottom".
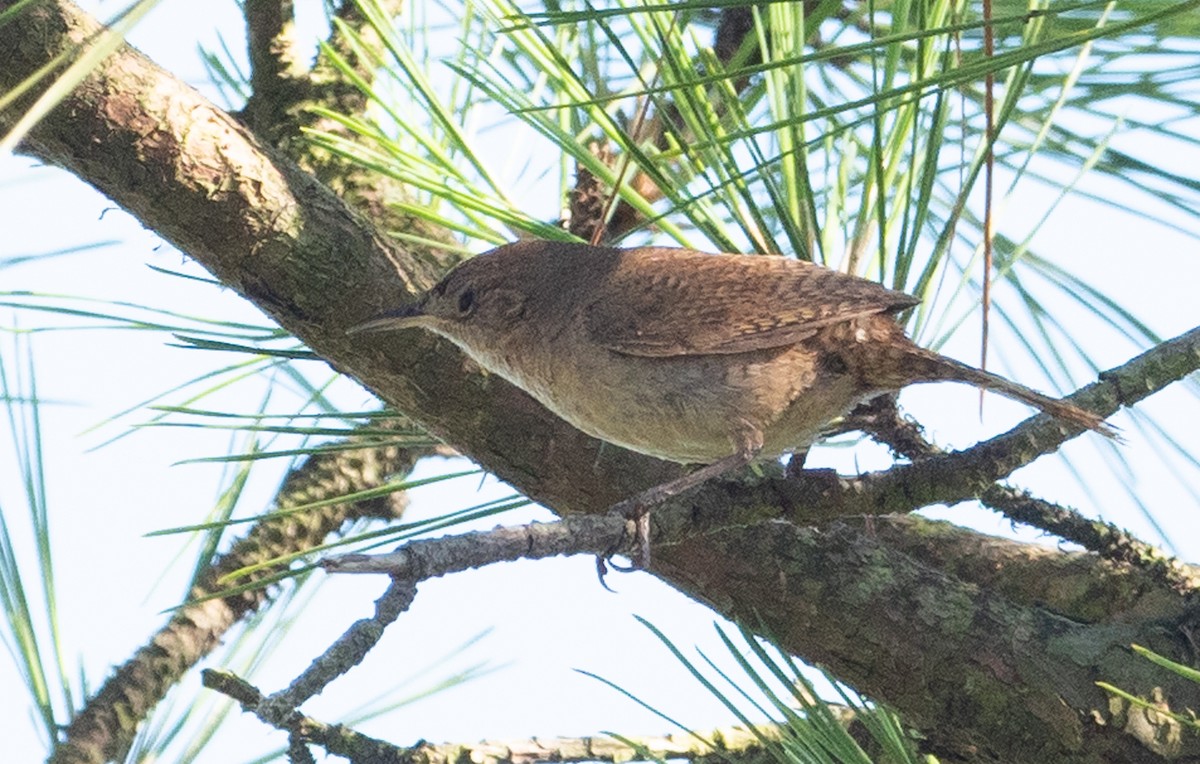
[{"left": 353, "top": 241, "right": 1112, "bottom": 526}]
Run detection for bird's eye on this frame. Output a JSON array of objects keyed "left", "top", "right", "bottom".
[{"left": 457, "top": 288, "right": 476, "bottom": 315}]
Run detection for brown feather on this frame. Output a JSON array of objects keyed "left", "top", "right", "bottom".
[{"left": 583, "top": 247, "right": 920, "bottom": 357}]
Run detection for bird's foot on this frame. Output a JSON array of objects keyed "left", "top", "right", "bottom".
[
  {"left": 609, "top": 496, "right": 652, "bottom": 568},
  {"left": 594, "top": 497, "right": 652, "bottom": 587}
]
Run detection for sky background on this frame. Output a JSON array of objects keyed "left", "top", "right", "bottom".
[{"left": 2, "top": 1, "right": 1199, "bottom": 761}]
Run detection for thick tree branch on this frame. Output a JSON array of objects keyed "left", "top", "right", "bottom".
[
  {"left": 42, "top": 0, "right": 446, "bottom": 752},
  {"left": 2, "top": 0, "right": 672, "bottom": 518},
  {"left": 328, "top": 510, "right": 1200, "bottom": 763},
  {"left": 662, "top": 518, "right": 1200, "bottom": 762},
  {"left": 862, "top": 515, "right": 1191, "bottom": 625}
]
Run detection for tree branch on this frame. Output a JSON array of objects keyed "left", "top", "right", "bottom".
[
  {"left": 203, "top": 668, "right": 409, "bottom": 763},
  {"left": 659, "top": 517, "right": 1200, "bottom": 762},
  {"left": 2, "top": 0, "right": 666, "bottom": 518},
  {"left": 50, "top": 423, "right": 425, "bottom": 764},
  {"left": 766, "top": 326, "right": 1199, "bottom": 525},
  {"left": 979, "top": 486, "right": 1200, "bottom": 595},
  {"left": 834, "top": 383, "right": 1200, "bottom": 595},
  {"left": 323, "top": 514, "right": 632, "bottom": 577},
  {"left": 260, "top": 577, "right": 418, "bottom": 723},
  {"left": 243, "top": 0, "right": 302, "bottom": 124},
  {"left": 207, "top": 667, "right": 863, "bottom": 764},
  {"left": 253, "top": 517, "right": 632, "bottom": 721}
]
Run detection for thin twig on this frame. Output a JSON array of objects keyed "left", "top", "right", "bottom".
[
  {"left": 260, "top": 578, "right": 419, "bottom": 720},
  {"left": 203, "top": 669, "right": 409, "bottom": 763},
  {"left": 322, "top": 515, "right": 633, "bottom": 577}
]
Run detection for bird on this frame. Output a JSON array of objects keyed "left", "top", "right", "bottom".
[{"left": 352, "top": 240, "right": 1114, "bottom": 563}]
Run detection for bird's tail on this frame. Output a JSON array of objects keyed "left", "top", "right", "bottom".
[{"left": 902, "top": 345, "right": 1117, "bottom": 439}]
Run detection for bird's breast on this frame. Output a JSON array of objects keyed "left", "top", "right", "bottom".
[{"left": 452, "top": 327, "right": 874, "bottom": 465}]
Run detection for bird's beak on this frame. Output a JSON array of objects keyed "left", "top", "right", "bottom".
[{"left": 346, "top": 302, "right": 429, "bottom": 335}]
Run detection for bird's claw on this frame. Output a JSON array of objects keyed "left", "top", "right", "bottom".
[{"left": 594, "top": 497, "right": 652, "bottom": 587}]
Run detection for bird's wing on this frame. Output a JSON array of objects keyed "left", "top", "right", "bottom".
[{"left": 584, "top": 249, "right": 920, "bottom": 357}]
